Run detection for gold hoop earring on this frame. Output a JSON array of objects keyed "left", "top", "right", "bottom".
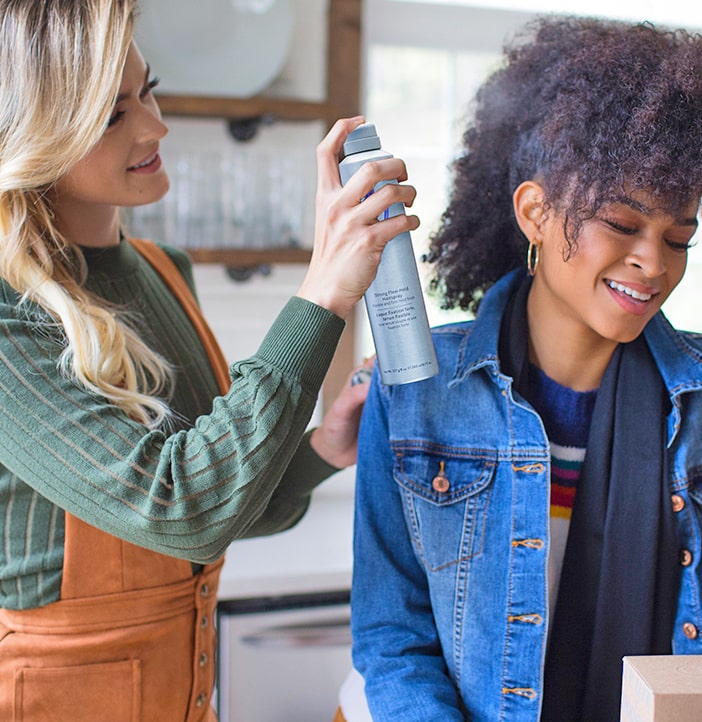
[{"left": 526, "top": 241, "right": 540, "bottom": 277}]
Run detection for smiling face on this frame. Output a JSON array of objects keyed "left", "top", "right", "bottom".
[
  {"left": 50, "top": 42, "right": 169, "bottom": 246},
  {"left": 515, "top": 181, "right": 699, "bottom": 383}
]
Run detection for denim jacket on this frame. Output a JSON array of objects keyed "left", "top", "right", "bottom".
[{"left": 351, "top": 270, "right": 702, "bottom": 722}]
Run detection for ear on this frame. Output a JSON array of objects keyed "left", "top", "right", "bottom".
[{"left": 513, "top": 180, "right": 547, "bottom": 243}]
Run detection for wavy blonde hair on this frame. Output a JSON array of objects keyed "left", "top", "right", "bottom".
[{"left": 0, "top": 0, "right": 173, "bottom": 428}]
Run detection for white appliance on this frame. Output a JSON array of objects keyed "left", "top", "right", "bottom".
[{"left": 215, "top": 590, "right": 352, "bottom": 722}]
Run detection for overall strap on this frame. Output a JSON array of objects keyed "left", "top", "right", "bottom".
[{"left": 128, "top": 237, "right": 231, "bottom": 395}]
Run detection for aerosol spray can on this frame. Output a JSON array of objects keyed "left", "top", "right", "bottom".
[{"left": 339, "top": 123, "right": 438, "bottom": 385}]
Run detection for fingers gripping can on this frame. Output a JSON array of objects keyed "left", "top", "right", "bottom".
[{"left": 339, "top": 123, "right": 438, "bottom": 385}]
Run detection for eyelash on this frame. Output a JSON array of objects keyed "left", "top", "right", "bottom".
[
  {"left": 669, "top": 239, "right": 696, "bottom": 252},
  {"left": 604, "top": 219, "right": 695, "bottom": 253},
  {"left": 142, "top": 76, "right": 160, "bottom": 97},
  {"left": 107, "top": 76, "right": 161, "bottom": 128},
  {"left": 605, "top": 219, "right": 635, "bottom": 234}
]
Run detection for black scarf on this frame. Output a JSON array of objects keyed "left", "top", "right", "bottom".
[{"left": 498, "top": 275, "right": 680, "bottom": 722}]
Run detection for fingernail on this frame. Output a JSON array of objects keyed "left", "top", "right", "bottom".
[{"left": 351, "top": 367, "right": 373, "bottom": 386}]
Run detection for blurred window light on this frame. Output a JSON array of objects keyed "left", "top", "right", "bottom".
[{"left": 387, "top": 0, "right": 702, "bottom": 29}]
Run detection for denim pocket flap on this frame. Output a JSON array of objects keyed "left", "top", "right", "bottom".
[
  {"left": 394, "top": 449, "right": 496, "bottom": 505},
  {"left": 689, "top": 468, "right": 702, "bottom": 505}
]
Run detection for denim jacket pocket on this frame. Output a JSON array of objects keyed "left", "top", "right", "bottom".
[{"left": 393, "top": 447, "right": 496, "bottom": 572}]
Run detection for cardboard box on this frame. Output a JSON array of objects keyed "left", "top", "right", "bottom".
[{"left": 620, "top": 655, "right": 702, "bottom": 721}]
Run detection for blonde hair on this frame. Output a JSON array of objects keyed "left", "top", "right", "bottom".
[{"left": 0, "top": 0, "right": 173, "bottom": 428}]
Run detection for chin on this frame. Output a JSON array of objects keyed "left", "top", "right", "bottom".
[
  {"left": 150, "top": 174, "right": 170, "bottom": 202},
  {"left": 132, "top": 182, "right": 170, "bottom": 208},
  {"left": 607, "top": 324, "right": 650, "bottom": 345}
]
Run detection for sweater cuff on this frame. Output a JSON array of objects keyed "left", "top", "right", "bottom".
[
  {"left": 291, "top": 429, "right": 341, "bottom": 488},
  {"left": 254, "top": 296, "right": 345, "bottom": 395}
]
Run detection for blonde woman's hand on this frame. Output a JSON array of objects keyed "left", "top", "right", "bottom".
[
  {"left": 296, "top": 117, "right": 419, "bottom": 319},
  {"left": 310, "top": 358, "right": 376, "bottom": 469}
]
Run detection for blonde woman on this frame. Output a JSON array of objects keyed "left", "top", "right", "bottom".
[{"left": 0, "top": 1, "right": 418, "bottom": 720}]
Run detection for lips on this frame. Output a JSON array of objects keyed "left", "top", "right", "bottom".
[
  {"left": 128, "top": 152, "right": 158, "bottom": 171},
  {"left": 605, "top": 278, "right": 661, "bottom": 318}
]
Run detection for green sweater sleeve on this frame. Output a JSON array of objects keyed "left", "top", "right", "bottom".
[
  {"left": 242, "top": 429, "right": 340, "bottom": 538},
  {"left": 0, "top": 289, "right": 344, "bottom": 567}
]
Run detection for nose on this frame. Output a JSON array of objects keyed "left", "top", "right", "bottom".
[
  {"left": 134, "top": 99, "right": 168, "bottom": 143},
  {"left": 626, "top": 236, "right": 667, "bottom": 278}
]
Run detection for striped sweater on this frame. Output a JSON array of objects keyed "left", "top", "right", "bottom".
[
  {"left": 0, "top": 240, "right": 343, "bottom": 610},
  {"left": 527, "top": 364, "right": 597, "bottom": 615}
]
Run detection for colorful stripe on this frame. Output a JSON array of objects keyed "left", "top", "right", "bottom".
[{"left": 549, "top": 441, "right": 585, "bottom": 521}]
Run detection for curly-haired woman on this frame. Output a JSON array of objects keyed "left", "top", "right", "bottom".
[{"left": 351, "top": 16, "right": 702, "bottom": 722}]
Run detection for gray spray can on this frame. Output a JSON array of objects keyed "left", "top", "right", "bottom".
[{"left": 339, "top": 123, "right": 438, "bottom": 385}]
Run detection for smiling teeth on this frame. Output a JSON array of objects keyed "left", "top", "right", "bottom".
[
  {"left": 607, "top": 280, "right": 652, "bottom": 301},
  {"left": 131, "top": 154, "right": 155, "bottom": 169}
]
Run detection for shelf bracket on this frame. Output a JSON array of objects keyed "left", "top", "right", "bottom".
[
  {"left": 227, "top": 114, "right": 275, "bottom": 142},
  {"left": 224, "top": 264, "right": 272, "bottom": 282}
]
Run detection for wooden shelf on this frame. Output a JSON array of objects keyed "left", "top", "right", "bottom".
[
  {"left": 155, "top": 95, "right": 335, "bottom": 124},
  {"left": 185, "top": 247, "right": 312, "bottom": 266}
]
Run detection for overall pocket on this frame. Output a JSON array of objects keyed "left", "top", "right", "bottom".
[
  {"left": 394, "top": 447, "right": 496, "bottom": 571},
  {"left": 13, "top": 658, "right": 141, "bottom": 722}
]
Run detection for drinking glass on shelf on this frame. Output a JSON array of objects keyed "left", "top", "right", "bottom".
[
  {"left": 173, "top": 152, "right": 223, "bottom": 249},
  {"left": 220, "top": 149, "right": 254, "bottom": 249},
  {"left": 248, "top": 150, "right": 306, "bottom": 249}
]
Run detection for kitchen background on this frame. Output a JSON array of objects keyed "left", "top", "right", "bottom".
[{"left": 126, "top": 1, "right": 702, "bottom": 719}]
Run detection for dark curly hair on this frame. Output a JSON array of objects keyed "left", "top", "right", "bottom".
[{"left": 424, "top": 16, "right": 702, "bottom": 313}]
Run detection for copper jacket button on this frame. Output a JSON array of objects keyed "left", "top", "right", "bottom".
[
  {"left": 432, "top": 475, "right": 450, "bottom": 493},
  {"left": 683, "top": 622, "right": 699, "bottom": 640},
  {"left": 671, "top": 494, "right": 685, "bottom": 513},
  {"left": 680, "top": 549, "right": 693, "bottom": 567}
]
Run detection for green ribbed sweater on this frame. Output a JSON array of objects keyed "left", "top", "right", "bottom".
[{"left": 0, "top": 240, "right": 344, "bottom": 610}]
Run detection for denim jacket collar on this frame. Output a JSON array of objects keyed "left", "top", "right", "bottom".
[
  {"left": 645, "top": 313, "right": 702, "bottom": 397},
  {"left": 448, "top": 270, "right": 522, "bottom": 387}
]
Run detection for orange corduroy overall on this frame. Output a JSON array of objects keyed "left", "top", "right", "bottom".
[{"left": 0, "top": 239, "right": 230, "bottom": 722}]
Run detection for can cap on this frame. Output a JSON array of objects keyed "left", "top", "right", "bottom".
[{"left": 343, "top": 122, "right": 381, "bottom": 156}]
